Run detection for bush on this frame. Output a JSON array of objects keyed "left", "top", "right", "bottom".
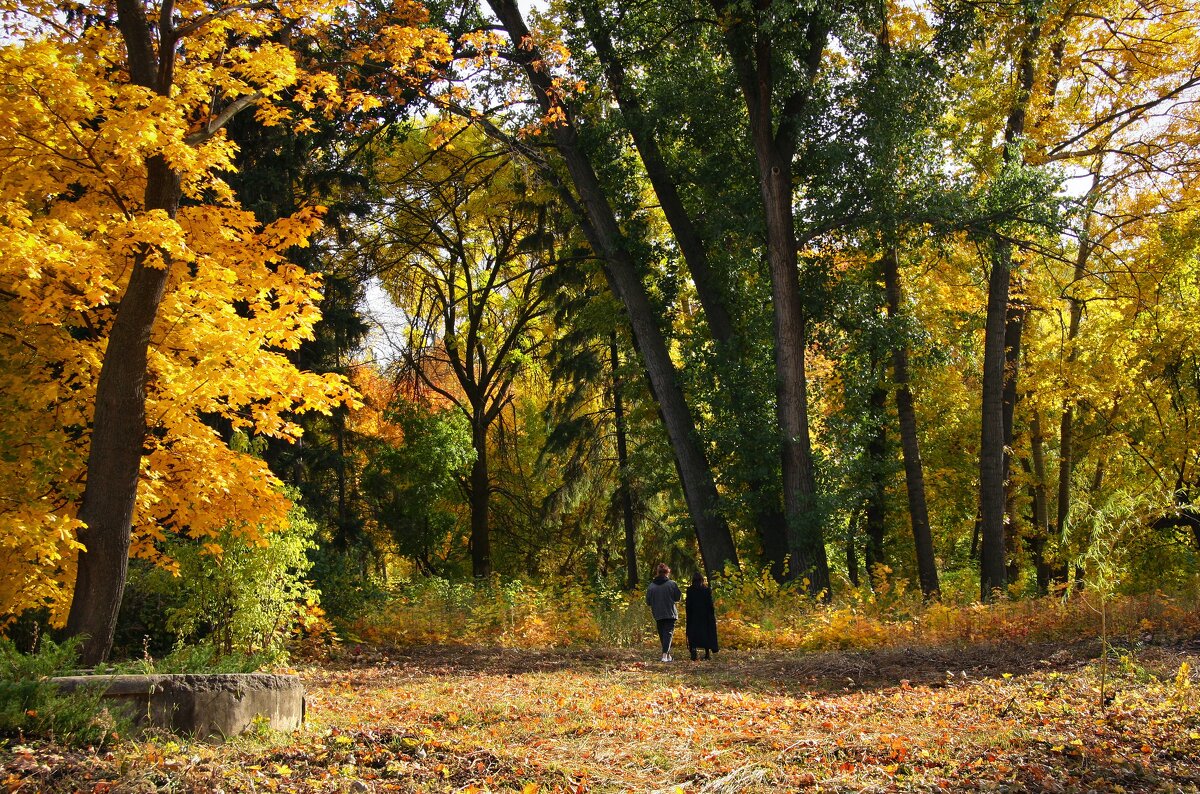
[
  {"left": 165, "top": 500, "right": 323, "bottom": 661},
  {"left": 114, "top": 493, "right": 326, "bottom": 664},
  {"left": 0, "top": 636, "right": 125, "bottom": 745}
]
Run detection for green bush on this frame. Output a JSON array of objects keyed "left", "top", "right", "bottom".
[
  {"left": 165, "top": 499, "right": 321, "bottom": 661},
  {"left": 114, "top": 492, "right": 324, "bottom": 664},
  {"left": 0, "top": 636, "right": 126, "bottom": 745}
]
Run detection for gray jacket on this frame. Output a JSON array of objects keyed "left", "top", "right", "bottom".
[{"left": 645, "top": 576, "right": 682, "bottom": 621}]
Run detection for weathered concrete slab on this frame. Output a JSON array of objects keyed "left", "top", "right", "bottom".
[{"left": 52, "top": 673, "right": 303, "bottom": 740}]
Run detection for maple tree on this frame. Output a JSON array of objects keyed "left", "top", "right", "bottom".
[{"left": 0, "top": 0, "right": 448, "bottom": 661}]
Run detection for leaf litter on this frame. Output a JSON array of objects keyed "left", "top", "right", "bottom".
[{"left": 3, "top": 638, "right": 1199, "bottom": 792}]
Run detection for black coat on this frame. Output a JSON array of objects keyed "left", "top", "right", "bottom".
[{"left": 685, "top": 584, "right": 719, "bottom": 652}]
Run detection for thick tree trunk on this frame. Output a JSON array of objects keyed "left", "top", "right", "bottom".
[
  {"left": 712, "top": 4, "right": 831, "bottom": 593},
  {"left": 881, "top": 248, "right": 939, "bottom": 598},
  {"left": 469, "top": 419, "right": 491, "bottom": 578},
  {"left": 66, "top": 150, "right": 180, "bottom": 665},
  {"left": 486, "top": 0, "right": 738, "bottom": 575},
  {"left": 582, "top": 5, "right": 789, "bottom": 577},
  {"left": 760, "top": 148, "right": 828, "bottom": 594},
  {"left": 611, "top": 336, "right": 639, "bottom": 590}
]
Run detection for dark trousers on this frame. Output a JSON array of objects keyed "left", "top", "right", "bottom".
[{"left": 656, "top": 618, "right": 676, "bottom": 654}]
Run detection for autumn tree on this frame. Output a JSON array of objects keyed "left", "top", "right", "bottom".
[
  {"left": 0, "top": 0, "right": 446, "bottom": 661},
  {"left": 355, "top": 128, "right": 554, "bottom": 577}
]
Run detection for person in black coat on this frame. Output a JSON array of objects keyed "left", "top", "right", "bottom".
[{"left": 685, "top": 571, "right": 719, "bottom": 660}]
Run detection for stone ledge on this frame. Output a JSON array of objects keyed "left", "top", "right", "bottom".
[{"left": 52, "top": 673, "right": 304, "bottom": 740}]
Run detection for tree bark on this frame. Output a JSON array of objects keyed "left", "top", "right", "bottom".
[
  {"left": 881, "top": 248, "right": 940, "bottom": 598},
  {"left": 469, "top": 418, "right": 491, "bottom": 577},
  {"left": 610, "top": 335, "right": 639, "bottom": 590},
  {"left": 485, "top": 0, "right": 738, "bottom": 575},
  {"left": 66, "top": 165, "right": 177, "bottom": 663},
  {"left": 864, "top": 382, "right": 888, "bottom": 591},
  {"left": 712, "top": 0, "right": 830, "bottom": 594},
  {"left": 1002, "top": 299, "right": 1026, "bottom": 586},
  {"left": 1025, "top": 408, "right": 1052, "bottom": 594},
  {"left": 581, "top": 4, "right": 790, "bottom": 577},
  {"left": 66, "top": 0, "right": 183, "bottom": 664},
  {"left": 979, "top": 14, "right": 1040, "bottom": 601},
  {"left": 1055, "top": 201, "right": 1094, "bottom": 580}
]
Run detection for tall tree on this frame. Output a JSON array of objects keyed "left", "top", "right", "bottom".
[
  {"left": 707, "top": 0, "right": 833, "bottom": 593},
  {"left": 469, "top": 0, "right": 740, "bottom": 576},
  {"left": 0, "top": 0, "right": 444, "bottom": 661},
  {"left": 365, "top": 130, "right": 554, "bottom": 577}
]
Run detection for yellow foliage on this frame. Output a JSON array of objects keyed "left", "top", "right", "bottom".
[{"left": 0, "top": 0, "right": 445, "bottom": 627}]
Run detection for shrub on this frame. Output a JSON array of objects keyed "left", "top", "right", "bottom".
[
  {"left": 164, "top": 499, "right": 323, "bottom": 661},
  {"left": 0, "top": 636, "right": 125, "bottom": 745}
]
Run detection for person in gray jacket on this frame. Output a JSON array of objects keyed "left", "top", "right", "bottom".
[{"left": 645, "top": 563, "right": 682, "bottom": 662}]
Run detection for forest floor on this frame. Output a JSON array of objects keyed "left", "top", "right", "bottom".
[{"left": 4, "top": 637, "right": 1200, "bottom": 792}]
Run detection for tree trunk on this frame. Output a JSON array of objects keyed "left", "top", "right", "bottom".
[
  {"left": 979, "top": 242, "right": 1013, "bottom": 600},
  {"left": 1025, "top": 409, "right": 1052, "bottom": 594},
  {"left": 864, "top": 382, "right": 888, "bottom": 591},
  {"left": 712, "top": 5, "right": 830, "bottom": 594},
  {"left": 1002, "top": 300, "right": 1025, "bottom": 587},
  {"left": 485, "top": 0, "right": 738, "bottom": 576},
  {"left": 846, "top": 517, "right": 860, "bottom": 588},
  {"left": 469, "top": 418, "right": 491, "bottom": 578},
  {"left": 881, "top": 248, "right": 939, "bottom": 598},
  {"left": 611, "top": 335, "right": 639, "bottom": 590},
  {"left": 979, "top": 15, "right": 1040, "bottom": 601},
  {"left": 66, "top": 150, "right": 180, "bottom": 664},
  {"left": 761, "top": 147, "right": 828, "bottom": 595},
  {"left": 1055, "top": 204, "right": 1094, "bottom": 582},
  {"left": 582, "top": 4, "right": 789, "bottom": 577}
]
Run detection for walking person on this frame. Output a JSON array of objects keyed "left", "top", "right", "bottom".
[
  {"left": 645, "top": 563, "right": 681, "bottom": 662},
  {"left": 685, "top": 571, "right": 719, "bottom": 660}
]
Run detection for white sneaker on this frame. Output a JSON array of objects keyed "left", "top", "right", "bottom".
[
  {"left": 661, "top": 653, "right": 669, "bottom": 662},
  {"left": 666, "top": 653, "right": 673, "bottom": 662}
]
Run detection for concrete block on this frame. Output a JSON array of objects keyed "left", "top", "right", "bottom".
[{"left": 52, "top": 673, "right": 304, "bottom": 740}]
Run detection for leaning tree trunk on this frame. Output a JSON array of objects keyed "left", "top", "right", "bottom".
[
  {"left": 66, "top": 0, "right": 184, "bottom": 664},
  {"left": 66, "top": 162, "right": 179, "bottom": 664},
  {"left": 485, "top": 0, "right": 739, "bottom": 576},
  {"left": 582, "top": 5, "right": 790, "bottom": 577}
]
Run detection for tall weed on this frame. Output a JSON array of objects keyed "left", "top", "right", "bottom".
[{"left": 345, "top": 570, "right": 1200, "bottom": 651}]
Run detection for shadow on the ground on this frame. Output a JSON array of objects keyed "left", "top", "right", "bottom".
[{"left": 324, "top": 638, "right": 1117, "bottom": 696}]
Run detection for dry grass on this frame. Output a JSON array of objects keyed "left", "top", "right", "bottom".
[{"left": 4, "top": 636, "right": 1200, "bottom": 792}]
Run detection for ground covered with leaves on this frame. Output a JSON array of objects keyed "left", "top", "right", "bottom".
[{"left": 4, "top": 638, "right": 1200, "bottom": 792}]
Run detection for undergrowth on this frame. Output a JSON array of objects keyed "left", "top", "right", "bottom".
[
  {"left": 345, "top": 570, "right": 1200, "bottom": 652},
  {"left": 0, "top": 637, "right": 126, "bottom": 746}
]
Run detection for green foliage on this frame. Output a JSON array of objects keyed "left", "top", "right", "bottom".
[
  {"left": 360, "top": 402, "right": 474, "bottom": 572},
  {"left": 0, "top": 637, "right": 126, "bottom": 745},
  {"left": 118, "top": 495, "right": 322, "bottom": 663},
  {"left": 164, "top": 500, "right": 321, "bottom": 661}
]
